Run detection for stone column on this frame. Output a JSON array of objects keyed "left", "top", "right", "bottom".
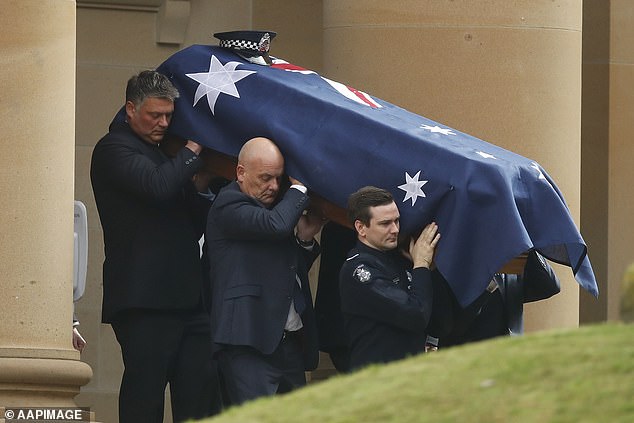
[
  {"left": 323, "top": 0, "right": 583, "bottom": 330},
  {"left": 581, "top": 0, "right": 634, "bottom": 323},
  {"left": 0, "top": 0, "right": 92, "bottom": 405},
  {"left": 580, "top": 1, "right": 610, "bottom": 323}
]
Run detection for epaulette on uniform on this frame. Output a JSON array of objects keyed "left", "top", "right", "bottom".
[{"left": 346, "top": 253, "right": 359, "bottom": 261}]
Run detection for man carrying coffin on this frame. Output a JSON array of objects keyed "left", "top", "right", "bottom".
[{"left": 339, "top": 186, "right": 443, "bottom": 369}]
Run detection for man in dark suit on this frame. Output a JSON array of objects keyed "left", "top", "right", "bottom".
[
  {"left": 439, "top": 249, "right": 561, "bottom": 346},
  {"left": 91, "top": 70, "right": 221, "bottom": 422},
  {"left": 205, "top": 137, "right": 325, "bottom": 404}
]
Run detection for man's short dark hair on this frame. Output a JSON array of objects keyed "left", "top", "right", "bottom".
[
  {"left": 347, "top": 186, "right": 394, "bottom": 226},
  {"left": 125, "top": 70, "right": 179, "bottom": 108}
]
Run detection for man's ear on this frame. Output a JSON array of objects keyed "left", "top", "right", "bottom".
[
  {"left": 125, "top": 101, "right": 136, "bottom": 121},
  {"left": 354, "top": 219, "right": 366, "bottom": 237},
  {"left": 236, "top": 164, "right": 245, "bottom": 183}
]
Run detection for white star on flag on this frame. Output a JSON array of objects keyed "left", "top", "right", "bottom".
[
  {"left": 186, "top": 55, "right": 256, "bottom": 115},
  {"left": 476, "top": 151, "right": 497, "bottom": 159},
  {"left": 398, "top": 171, "right": 428, "bottom": 206},
  {"left": 420, "top": 124, "right": 456, "bottom": 136},
  {"left": 531, "top": 162, "right": 546, "bottom": 180}
]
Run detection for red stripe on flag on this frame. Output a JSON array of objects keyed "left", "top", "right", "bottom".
[
  {"left": 347, "top": 86, "right": 379, "bottom": 108},
  {"left": 271, "top": 63, "right": 310, "bottom": 72}
]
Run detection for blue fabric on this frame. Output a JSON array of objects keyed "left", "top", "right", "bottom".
[{"left": 113, "top": 45, "right": 597, "bottom": 307}]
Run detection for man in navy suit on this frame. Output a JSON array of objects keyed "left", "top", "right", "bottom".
[
  {"left": 91, "top": 70, "right": 221, "bottom": 422},
  {"left": 205, "top": 137, "right": 325, "bottom": 404}
]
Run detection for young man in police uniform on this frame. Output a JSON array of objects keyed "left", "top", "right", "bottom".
[{"left": 339, "top": 186, "right": 441, "bottom": 369}]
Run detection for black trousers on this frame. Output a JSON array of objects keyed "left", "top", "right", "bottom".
[
  {"left": 217, "top": 331, "right": 306, "bottom": 405},
  {"left": 111, "top": 308, "right": 222, "bottom": 423}
]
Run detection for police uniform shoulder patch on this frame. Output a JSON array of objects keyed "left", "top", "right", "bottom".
[{"left": 353, "top": 264, "right": 372, "bottom": 283}]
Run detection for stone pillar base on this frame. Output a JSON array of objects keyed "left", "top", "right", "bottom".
[{"left": 0, "top": 357, "right": 92, "bottom": 407}]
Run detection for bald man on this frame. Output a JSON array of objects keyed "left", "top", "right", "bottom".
[{"left": 205, "top": 137, "right": 325, "bottom": 404}]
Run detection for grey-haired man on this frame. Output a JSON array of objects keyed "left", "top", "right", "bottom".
[{"left": 91, "top": 70, "right": 221, "bottom": 422}]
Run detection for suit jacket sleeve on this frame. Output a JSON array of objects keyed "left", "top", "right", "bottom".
[
  {"left": 213, "top": 185, "right": 309, "bottom": 241},
  {"left": 93, "top": 131, "right": 202, "bottom": 203}
]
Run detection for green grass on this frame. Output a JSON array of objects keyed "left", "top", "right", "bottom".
[{"left": 200, "top": 323, "right": 634, "bottom": 423}]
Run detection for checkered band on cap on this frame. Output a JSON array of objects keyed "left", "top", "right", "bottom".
[
  {"left": 219, "top": 39, "right": 260, "bottom": 51},
  {"left": 219, "top": 33, "right": 271, "bottom": 54}
]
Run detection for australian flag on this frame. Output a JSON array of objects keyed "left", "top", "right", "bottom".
[{"left": 135, "top": 44, "right": 597, "bottom": 307}]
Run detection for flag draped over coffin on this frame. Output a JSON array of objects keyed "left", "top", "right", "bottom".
[{"left": 132, "top": 44, "right": 598, "bottom": 306}]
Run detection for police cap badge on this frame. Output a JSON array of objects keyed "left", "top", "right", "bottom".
[{"left": 214, "top": 30, "right": 277, "bottom": 64}]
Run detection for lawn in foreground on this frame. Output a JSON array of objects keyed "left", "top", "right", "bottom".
[{"left": 201, "top": 323, "right": 634, "bottom": 423}]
